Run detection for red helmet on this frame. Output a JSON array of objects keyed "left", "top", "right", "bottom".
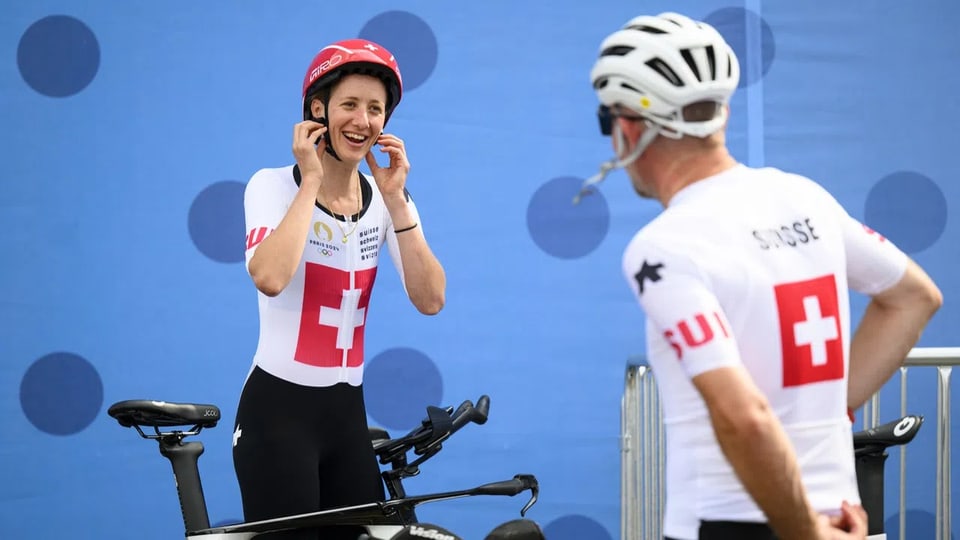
[{"left": 301, "top": 38, "right": 403, "bottom": 122}]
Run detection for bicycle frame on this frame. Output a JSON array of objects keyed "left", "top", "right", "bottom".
[{"left": 108, "top": 396, "right": 539, "bottom": 539}]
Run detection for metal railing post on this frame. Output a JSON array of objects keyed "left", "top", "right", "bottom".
[
  {"left": 621, "top": 347, "right": 960, "bottom": 539},
  {"left": 899, "top": 366, "right": 908, "bottom": 540}
]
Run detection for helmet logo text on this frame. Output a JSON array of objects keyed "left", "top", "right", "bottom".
[{"left": 310, "top": 53, "right": 344, "bottom": 84}]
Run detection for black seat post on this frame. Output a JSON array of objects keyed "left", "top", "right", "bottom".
[
  {"left": 159, "top": 435, "right": 211, "bottom": 533},
  {"left": 852, "top": 414, "right": 924, "bottom": 536},
  {"left": 854, "top": 446, "right": 887, "bottom": 535}
]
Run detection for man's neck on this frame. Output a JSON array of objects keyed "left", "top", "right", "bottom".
[{"left": 655, "top": 147, "right": 738, "bottom": 207}]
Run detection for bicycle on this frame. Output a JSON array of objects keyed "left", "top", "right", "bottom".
[
  {"left": 852, "top": 414, "right": 924, "bottom": 540},
  {"left": 108, "top": 394, "right": 542, "bottom": 539}
]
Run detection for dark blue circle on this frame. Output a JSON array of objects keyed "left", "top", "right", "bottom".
[
  {"left": 543, "top": 515, "right": 613, "bottom": 540},
  {"left": 885, "top": 509, "right": 952, "bottom": 540},
  {"left": 188, "top": 181, "right": 247, "bottom": 264},
  {"left": 20, "top": 352, "right": 103, "bottom": 435},
  {"left": 864, "top": 171, "right": 947, "bottom": 254},
  {"left": 527, "top": 176, "right": 609, "bottom": 259},
  {"left": 358, "top": 11, "right": 438, "bottom": 92},
  {"left": 17, "top": 15, "right": 100, "bottom": 97},
  {"left": 704, "top": 8, "right": 776, "bottom": 88},
  {"left": 364, "top": 348, "right": 443, "bottom": 431}
]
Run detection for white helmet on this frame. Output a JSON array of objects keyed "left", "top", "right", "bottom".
[{"left": 590, "top": 12, "right": 740, "bottom": 139}]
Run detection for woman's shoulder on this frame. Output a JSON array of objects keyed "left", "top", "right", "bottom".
[{"left": 248, "top": 164, "right": 296, "bottom": 185}]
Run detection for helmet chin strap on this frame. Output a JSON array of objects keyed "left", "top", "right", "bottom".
[
  {"left": 573, "top": 123, "right": 660, "bottom": 205},
  {"left": 322, "top": 122, "right": 342, "bottom": 162},
  {"left": 319, "top": 96, "right": 343, "bottom": 162}
]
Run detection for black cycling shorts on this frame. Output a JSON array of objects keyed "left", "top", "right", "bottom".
[
  {"left": 698, "top": 520, "right": 777, "bottom": 540},
  {"left": 233, "top": 366, "right": 385, "bottom": 540}
]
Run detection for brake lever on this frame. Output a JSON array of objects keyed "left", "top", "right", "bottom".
[
  {"left": 473, "top": 395, "right": 490, "bottom": 425},
  {"left": 516, "top": 474, "right": 539, "bottom": 517},
  {"left": 472, "top": 474, "right": 539, "bottom": 516}
]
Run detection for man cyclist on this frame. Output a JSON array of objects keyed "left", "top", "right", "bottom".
[{"left": 581, "top": 12, "right": 943, "bottom": 540}]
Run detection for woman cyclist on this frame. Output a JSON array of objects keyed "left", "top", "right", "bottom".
[{"left": 234, "top": 38, "right": 446, "bottom": 539}]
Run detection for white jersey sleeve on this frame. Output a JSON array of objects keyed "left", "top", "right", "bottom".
[
  {"left": 623, "top": 238, "right": 741, "bottom": 379},
  {"left": 841, "top": 216, "right": 909, "bottom": 295},
  {"left": 243, "top": 168, "right": 293, "bottom": 271}
]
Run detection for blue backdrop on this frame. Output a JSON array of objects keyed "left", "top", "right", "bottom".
[{"left": 2, "top": 1, "right": 958, "bottom": 538}]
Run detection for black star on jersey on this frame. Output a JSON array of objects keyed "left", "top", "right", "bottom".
[{"left": 634, "top": 260, "right": 664, "bottom": 294}]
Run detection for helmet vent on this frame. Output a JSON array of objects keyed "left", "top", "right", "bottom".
[
  {"left": 626, "top": 24, "right": 667, "bottom": 34},
  {"left": 645, "top": 58, "right": 684, "bottom": 87},
  {"left": 600, "top": 45, "right": 635, "bottom": 57},
  {"left": 680, "top": 49, "right": 701, "bottom": 81}
]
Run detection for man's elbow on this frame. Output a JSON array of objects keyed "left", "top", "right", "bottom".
[
  {"left": 414, "top": 293, "right": 445, "bottom": 315},
  {"left": 923, "top": 282, "right": 944, "bottom": 317},
  {"left": 251, "top": 272, "right": 285, "bottom": 297},
  {"left": 896, "top": 262, "right": 944, "bottom": 318}
]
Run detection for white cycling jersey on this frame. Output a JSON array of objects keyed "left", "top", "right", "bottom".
[
  {"left": 243, "top": 165, "right": 417, "bottom": 387},
  {"left": 622, "top": 164, "right": 908, "bottom": 539}
]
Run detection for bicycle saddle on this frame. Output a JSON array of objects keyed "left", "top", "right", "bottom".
[
  {"left": 108, "top": 399, "right": 220, "bottom": 429},
  {"left": 369, "top": 427, "right": 391, "bottom": 443},
  {"left": 852, "top": 414, "right": 923, "bottom": 451}
]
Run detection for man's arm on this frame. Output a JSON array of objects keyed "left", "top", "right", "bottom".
[
  {"left": 847, "top": 260, "right": 942, "bottom": 409},
  {"left": 692, "top": 365, "right": 820, "bottom": 540}
]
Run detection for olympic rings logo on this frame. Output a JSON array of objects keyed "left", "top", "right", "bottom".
[{"left": 319, "top": 248, "right": 334, "bottom": 257}]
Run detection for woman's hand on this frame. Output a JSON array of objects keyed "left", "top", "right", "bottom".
[
  {"left": 364, "top": 133, "right": 410, "bottom": 203},
  {"left": 292, "top": 120, "right": 327, "bottom": 191}
]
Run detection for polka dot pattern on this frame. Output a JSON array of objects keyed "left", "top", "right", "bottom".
[
  {"left": 363, "top": 347, "right": 444, "bottom": 431},
  {"left": 17, "top": 15, "right": 100, "bottom": 97},
  {"left": 20, "top": 352, "right": 103, "bottom": 435},
  {"left": 885, "top": 509, "right": 952, "bottom": 540},
  {"left": 2, "top": 4, "right": 958, "bottom": 539},
  {"left": 188, "top": 181, "right": 247, "bottom": 264},
  {"left": 527, "top": 176, "right": 610, "bottom": 260},
  {"left": 704, "top": 7, "right": 776, "bottom": 88},
  {"left": 543, "top": 514, "right": 613, "bottom": 540},
  {"left": 358, "top": 11, "right": 438, "bottom": 92},
  {"left": 864, "top": 171, "right": 947, "bottom": 254}
]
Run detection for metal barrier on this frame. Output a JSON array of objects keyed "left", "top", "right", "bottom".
[
  {"left": 621, "top": 347, "right": 960, "bottom": 540},
  {"left": 621, "top": 364, "right": 665, "bottom": 540}
]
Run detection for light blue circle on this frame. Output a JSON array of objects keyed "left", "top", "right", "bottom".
[
  {"left": 17, "top": 15, "right": 100, "bottom": 97},
  {"left": 704, "top": 7, "right": 776, "bottom": 88},
  {"left": 358, "top": 11, "right": 438, "bottom": 92},
  {"left": 20, "top": 352, "right": 103, "bottom": 435},
  {"left": 864, "top": 171, "right": 947, "bottom": 254},
  {"left": 543, "top": 515, "right": 613, "bottom": 540},
  {"left": 364, "top": 347, "right": 443, "bottom": 431},
  {"left": 527, "top": 176, "right": 609, "bottom": 259},
  {"left": 188, "top": 181, "right": 247, "bottom": 263}
]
